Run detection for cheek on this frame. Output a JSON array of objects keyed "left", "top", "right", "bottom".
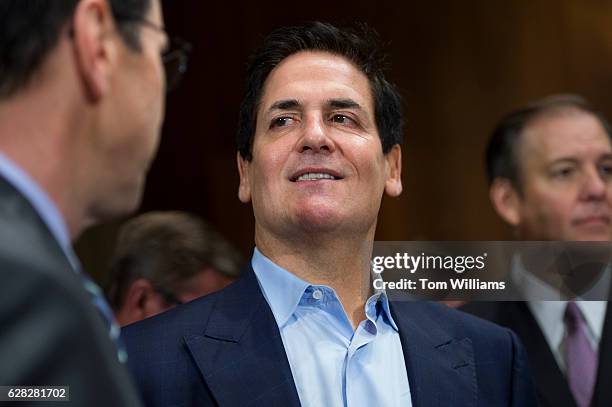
[
  {"left": 341, "top": 136, "right": 387, "bottom": 178},
  {"left": 251, "top": 141, "right": 292, "bottom": 192},
  {"left": 354, "top": 152, "right": 388, "bottom": 190},
  {"left": 524, "top": 189, "right": 575, "bottom": 226},
  {"left": 147, "top": 64, "right": 165, "bottom": 120},
  {"left": 134, "top": 50, "right": 165, "bottom": 115}
]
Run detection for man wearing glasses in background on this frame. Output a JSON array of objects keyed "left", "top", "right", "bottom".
[{"left": 0, "top": 0, "right": 189, "bottom": 405}]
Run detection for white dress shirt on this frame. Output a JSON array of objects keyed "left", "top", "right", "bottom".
[{"left": 510, "top": 256, "right": 608, "bottom": 371}]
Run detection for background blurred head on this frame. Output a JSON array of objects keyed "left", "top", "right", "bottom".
[
  {"left": 105, "top": 211, "right": 242, "bottom": 326},
  {"left": 487, "top": 94, "right": 612, "bottom": 241},
  {"left": 0, "top": 0, "right": 166, "bottom": 236}
]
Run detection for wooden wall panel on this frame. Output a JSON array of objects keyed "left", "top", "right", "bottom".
[{"left": 75, "top": 0, "right": 612, "bottom": 279}]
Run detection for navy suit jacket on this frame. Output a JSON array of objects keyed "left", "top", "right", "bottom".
[
  {"left": 461, "top": 301, "right": 612, "bottom": 407},
  {"left": 124, "top": 265, "right": 537, "bottom": 407}
]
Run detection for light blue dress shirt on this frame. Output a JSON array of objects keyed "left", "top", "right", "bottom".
[{"left": 252, "top": 248, "right": 412, "bottom": 407}]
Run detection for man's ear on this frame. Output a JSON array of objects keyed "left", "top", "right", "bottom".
[
  {"left": 115, "top": 278, "right": 155, "bottom": 326},
  {"left": 237, "top": 152, "right": 252, "bottom": 203},
  {"left": 489, "top": 178, "right": 522, "bottom": 226},
  {"left": 71, "top": 0, "right": 118, "bottom": 101},
  {"left": 384, "top": 144, "right": 402, "bottom": 197}
]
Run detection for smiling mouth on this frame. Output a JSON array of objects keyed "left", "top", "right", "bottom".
[
  {"left": 290, "top": 170, "right": 343, "bottom": 182},
  {"left": 294, "top": 173, "right": 340, "bottom": 182},
  {"left": 574, "top": 216, "right": 610, "bottom": 226}
]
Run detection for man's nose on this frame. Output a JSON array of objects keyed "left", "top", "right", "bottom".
[
  {"left": 296, "top": 114, "right": 336, "bottom": 154},
  {"left": 580, "top": 167, "right": 608, "bottom": 200}
]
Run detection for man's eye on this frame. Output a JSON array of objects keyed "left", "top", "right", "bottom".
[
  {"left": 330, "top": 114, "right": 355, "bottom": 125},
  {"left": 270, "top": 117, "right": 294, "bottom": 128},
  {"left": 552, "top": 167, "right": 574, "bottom": 178},
  {"left": 599, "top": 164, "right": 612, "bottom": 176}
]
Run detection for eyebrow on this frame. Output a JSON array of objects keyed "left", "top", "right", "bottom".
[
  {"left": 548, "top": 157, "right": 579, "bottom": 166},
  {"left": 328, "top": 98, "right": 363, "bottom": 111},
  {"left": 264, "top": 98, "right": 366, "bottom": 116},
  {"left": 268, "top": 99, "right": 300, "bottom": 112},
  {"left": 548, "top": 153, "right": 612, "bottom": 165}
]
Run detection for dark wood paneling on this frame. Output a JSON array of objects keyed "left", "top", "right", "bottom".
[{"left": 77, "top": 0, "right": 612, "bottom": 280}]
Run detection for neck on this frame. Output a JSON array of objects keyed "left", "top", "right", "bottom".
[
  {"left": 0, "top": 86, "right": 87, "bottom": 240},
  {"left": 255, "top": 225, "right": 375, "bottom": 328}
]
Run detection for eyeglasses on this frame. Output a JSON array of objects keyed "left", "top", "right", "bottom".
[
  {"left": 117, "top": 17, "right": 192, "bottom": 92},
  {"left": 161, "top": 36, "right": 192, "bottom": 92}
]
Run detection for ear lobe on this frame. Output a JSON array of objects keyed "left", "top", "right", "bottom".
[
  {"left": 489, "top": 178, "right": 521, "bottom": 226},
  {"left": 71, "top": 0, "right": 116, "bottom": 102},
  {"left": 384, "top": 145, "right": 403, "bottom": 197},
  {"left": 116, "top": 277, "right": 154, "bottom": 325},
  {"left": 237, "top": 152, "right": 252, "bottom": 203}
]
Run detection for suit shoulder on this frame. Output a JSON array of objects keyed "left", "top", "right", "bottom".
[
  {"left": 394, "top": 301, "right": 529, "bottom": 380},
  {"left": 123, "top": 272, "right": 256, "bottom": 341},
  {"left": 0, "top": 251, "right": 88, "bottom": 317},
  {"left": 122, "top": 286, "right": 230, "bottom": 405},
  {"left": 460, "top": 301, "right": 507, "bottom": 320},
  {"left": 459, "top": 301, "right": 527, "bottom": 330},
  {"left": 0, "top": 198, "right": 72, "bottom": 277},
  {"left": 394, "top": 300, "right": 516, "bottom": 342}
]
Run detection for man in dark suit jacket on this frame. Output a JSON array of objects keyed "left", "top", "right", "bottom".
[
  {"left": 125, "top": 264, "right": 535, "bottom": 407},
  {"left": 0, "top": 178, "right": 142, "bottom": 406},
  {"left": 0, "top": 0, "right": 180, "bottom": 404},
  {"left": 462, "top": 94, "right": 612, "bottom": 407},
  {"left": 124, "top": 22, "right": 537, "bottom": 406}
]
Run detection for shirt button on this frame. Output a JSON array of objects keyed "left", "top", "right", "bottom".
[{"left": 312, "top": 289, "right": 323, "bottom": 300}]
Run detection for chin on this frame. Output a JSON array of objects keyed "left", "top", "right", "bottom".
[
  {"left": 120, "top": 188, "right": 144, "bottom": 215},
  {"left": 93, "top": 186, "right": 143, "bottom": 224},
  {"left": 569, "top": 226, "right": 612, "bottom": 242},
  {"left": 292, "top": 205, "right": 344, "bottom": 233},
  {"left": 296, "top": 214, "right": 341, "bottom": 233}
]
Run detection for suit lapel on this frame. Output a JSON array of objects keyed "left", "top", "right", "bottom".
[
  {"left": 503, "top": 302, "right": 576, "bottom": 407},
  {"left": 593, "top": 303, "right": 612, "bottom": 407},
  {"left": 183, "top": 266, "right": 301, "bottom": 407},
  {"left": 390, "top": 302, "right": 476, "bottom": 407},
  {"left": 0, "top": 177, "right": 73, "bottom": 273}
]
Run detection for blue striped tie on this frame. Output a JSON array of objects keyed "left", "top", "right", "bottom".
[{"left": 80, "top": 272, "right": 128, "bottom": 364}]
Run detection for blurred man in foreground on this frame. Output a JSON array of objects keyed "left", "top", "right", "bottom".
[
  {"left": 124, "top": 22, "right": 537, "bottom": 406},
  {"left": 106, "top": 211, "right": 242, "bottom": 326},
  {"left": 462, "top": 95, "right": 612, "bottom": 407},
  {"left": 0, "top": 0, "right": 183, "bottom": 405}
]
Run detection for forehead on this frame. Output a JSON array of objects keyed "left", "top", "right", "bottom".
[
  {"left": 257, "top": 51, "right": 374, "bottom": 116},
  {"left": 518, "top": 110, "right": 612, "bottom": 166}
]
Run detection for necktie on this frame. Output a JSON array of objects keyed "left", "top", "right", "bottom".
[
  {"left": 564, "top": 301, "right": 598, "bottom": 407},
  {"left": 80, "top": 272, "right": 128, "bottom": 363}
]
